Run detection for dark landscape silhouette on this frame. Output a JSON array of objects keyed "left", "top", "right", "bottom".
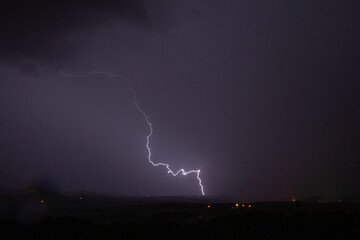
[{"left": 0, "top": 188, "right": 359, "bottom": 239}]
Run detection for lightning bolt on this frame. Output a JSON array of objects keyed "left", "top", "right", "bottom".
[{"left": 59, "top": 70, "right": 205, "bottom": 195}]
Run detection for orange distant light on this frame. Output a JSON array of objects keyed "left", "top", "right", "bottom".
[
  {"left": 248, "top": 204, "right": 252, "bottom": 208},
  {"left": 242, "top": 204, "right": 245, "bottom": 207},
  {"left": 207, "top": 205, "right": 211, "bottom": 208},
  {"left": 40, "top": 200, "right": 44, "bottom": 203},
  {"left": 292, "top": 198, "right": 296, "bottom": 202},
  {"left": 235, "top": 203, "right": 239, "bottom": 207}
]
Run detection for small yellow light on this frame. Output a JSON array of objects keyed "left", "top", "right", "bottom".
[
  {"left": 292, "top": 198, "right": 296, "bottom": 202},
  {"left": 248, "top": 204, "right": 251, "bottom": 208},
  {"left": 40, "top": 200, "right": 44, "bottom": 203},
  {"left": 242, "top": 204, "right": 245, "bottom": 207},
  {"left": 235, "top": 203, "right": 239, "bottom": 207},
  {"left": 207, "top": 205, "right": 211, "bottom": 208}
]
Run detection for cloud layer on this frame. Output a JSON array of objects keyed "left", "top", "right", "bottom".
[{"left": 0, "top": 0, "right": 150, "bottom": 74}]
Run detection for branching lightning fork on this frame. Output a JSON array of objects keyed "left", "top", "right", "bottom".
[{"left": 59, "top": 70, "right": 205, "bottom": 195}]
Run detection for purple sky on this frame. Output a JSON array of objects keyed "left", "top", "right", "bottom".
[{"left": 0, "top": 0, "right": 359, "bottom": 201}]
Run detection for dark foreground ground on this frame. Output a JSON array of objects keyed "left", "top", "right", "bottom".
[{"left": 0, "top": 193, "right": 359, "bottom": 239}]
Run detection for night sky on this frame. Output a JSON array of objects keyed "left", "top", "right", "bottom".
[{"left": 0, "top": 0, "right": 359, "bottom": 201}]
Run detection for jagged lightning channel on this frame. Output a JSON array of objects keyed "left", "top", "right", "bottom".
[{"left": 59, "top": 71, "right": 205, "bottom": 195}]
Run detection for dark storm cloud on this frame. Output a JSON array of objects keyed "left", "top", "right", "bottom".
[
  {"left": 0, "top": 0, "right": 150, "bottom": 74},
  {"left": 1, "top": 0, "right": 360, "bottom": 199}
]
